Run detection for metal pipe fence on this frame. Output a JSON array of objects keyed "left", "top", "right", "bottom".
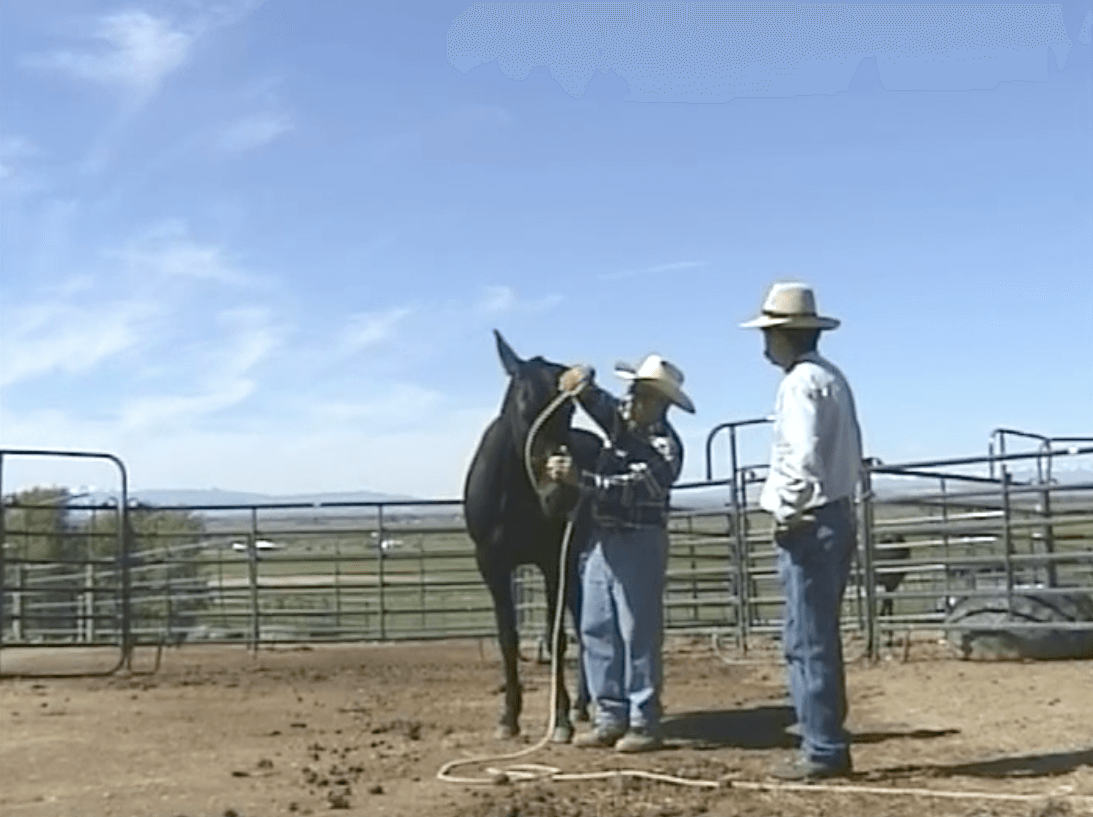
[{"left": 2, "top": 436, "right": 1091, "bottom": 675}]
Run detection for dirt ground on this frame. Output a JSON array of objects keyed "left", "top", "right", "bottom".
[{"left": 1, "top": 635, "right": 1091, "bottom": 817}]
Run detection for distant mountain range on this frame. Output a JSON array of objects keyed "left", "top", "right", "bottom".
[
  {"left": 80, "top": 464, "right": 1091, "bottom": 511},
  {"left": 87, "top": 487, "right": 422, "bottom": 508}
]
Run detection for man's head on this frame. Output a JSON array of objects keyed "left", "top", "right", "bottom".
[
  {"left": 762, "top": 326, "right": 820, "bottom": 371},
  {"left": 615, "top": 354, "right": 694, "bottom": 427},
  {"left": 741, "top": 282, "right": 838, "bottom": 370}
]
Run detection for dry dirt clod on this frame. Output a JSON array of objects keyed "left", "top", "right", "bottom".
[{"left": 326, "top": 785, "right": 352, "bottom": 809}]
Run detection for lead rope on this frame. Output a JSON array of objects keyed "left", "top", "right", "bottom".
[
  {"left": 436, "top": 397, "right": 1093, "bottom": 810},
  {"left": 437, "top": 387, "right": 581, "bottom": 785}
]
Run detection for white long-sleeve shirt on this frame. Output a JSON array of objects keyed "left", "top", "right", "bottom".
[{"left": 760, "top": 351, "right": 863, "bottom": 526}]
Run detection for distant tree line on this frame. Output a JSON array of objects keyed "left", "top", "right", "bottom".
[{"left": 2, "top": 487, "right": 208, "bottom": 641}]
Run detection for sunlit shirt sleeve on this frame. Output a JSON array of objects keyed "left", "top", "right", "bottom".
[{"left": 760, "top": 353, "right": 863, "bottom": 526}]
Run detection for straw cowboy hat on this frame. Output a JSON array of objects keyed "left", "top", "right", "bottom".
[
  {"left": 740, "top": 282, "right": 840, "bottom": 330},
  {"left": 615, "top": 354, "right": 695, "bottom": 414}
]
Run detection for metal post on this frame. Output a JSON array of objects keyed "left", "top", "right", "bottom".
[
  {"left": 12, "top": 564, "right": 23, "bottom": 642},
  {"left": 851, "top": 544, "right": 865, "bottom": 633},
  {"left": 728, "top": 427, "right": 748, "bottom": 652},
  {"left": 0, "top": 453, "right": 6, "bottom": 668},
  {"left": 377, "top": 504, "right": 386, "bottom": 641},
  {"left": 419, "top": 537, "right": 426, "bottom": 630},
  {"left": 859, "top": 464, "right": 878, "bottom": 660},
  {"left": 247, "top": 508, "right": 260, "bottom": 650},
  {"left": 1000, "top": 470, "right": 1015, "bottom": 621},
  {"left": 217, "top": 542, "right": 228, "bottom": 634},
  {"left": 164, "top": 536, "right": 174, "bottom": 645},
  {"left": 940, "top": 477, "right": 952, "bottom": 610},
  {"left": 84, "top": 562, "right": 96, "bottom": 643},
  {"left": 119, "top": 489, "right": 132, "bottom": 665},
  {"left": 688, "top": 516, "right": 698, "bottom": 625},
  {"left": 1035, "top": 476, "right": 1058, "bottom": 588},
  {"left": 334, "top": 538, "right": 342, "bottom": 633}
]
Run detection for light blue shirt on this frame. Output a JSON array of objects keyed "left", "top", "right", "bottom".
[{"left": 760, "top": 351, "right": 863, "bottom": 526}]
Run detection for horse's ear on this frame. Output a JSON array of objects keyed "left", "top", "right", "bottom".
[{"left": 494, "top": 329, "right": 522, "bottom": 376}]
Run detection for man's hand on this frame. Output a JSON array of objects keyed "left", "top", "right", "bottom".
[
  {"left": 559, "top": 364, "right": 594, "bottom": 395},
  {"left": 545, "top": 452, "right": 578, "bottom": 485}
]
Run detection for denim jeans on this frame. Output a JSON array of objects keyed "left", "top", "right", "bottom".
[
  {"left": 775, "top": 499, "right": 855, "bottom": 766},
  {"left": 579, "top": 526, "right": 669, "bottom": 731}
]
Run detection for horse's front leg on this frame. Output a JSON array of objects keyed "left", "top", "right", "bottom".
[{"left": 485, "top": 571, "right": 522, "bottom": 738}]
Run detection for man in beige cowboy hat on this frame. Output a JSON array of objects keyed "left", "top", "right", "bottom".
[
  {"left": 545, "top": 354, "right": 693, "bottom": 753},
  {"left": 741, "top": 281, "right": 863, "bottom": 780}
]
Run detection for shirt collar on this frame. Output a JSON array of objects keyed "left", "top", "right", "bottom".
[{"left": 790, "top": 350, "right": 823, "bottom": 371}]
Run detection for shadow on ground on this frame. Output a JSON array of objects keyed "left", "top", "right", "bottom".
[
  {"left": 878, "top": 747, "right": 1093, "bottom": 780},
  {"left": 663, "top": 706, "right": 960, "bottom": 751}
]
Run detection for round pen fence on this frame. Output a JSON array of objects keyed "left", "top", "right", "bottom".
[{"left": 2, "top": 432, "right": 1091, "bottom": 676}]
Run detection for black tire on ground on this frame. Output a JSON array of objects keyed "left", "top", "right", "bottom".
[{"left": 945, "top": 591, "right": 1093, "bottom": 660}]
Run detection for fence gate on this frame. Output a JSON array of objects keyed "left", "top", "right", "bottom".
[{"left": 0, "top": 449, "right": 134, "bottom": 677}]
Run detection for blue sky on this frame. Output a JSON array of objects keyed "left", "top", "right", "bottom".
[{"left": 1, "top": 1, "right": 1091, "bottom": 499}]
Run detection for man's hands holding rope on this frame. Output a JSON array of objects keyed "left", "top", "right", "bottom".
[
  {"left": 558, "top": 364, "right": 594, "bottom": 395},
  {"left": 545, "top": 365, "right": 594, "bottom": 485},
  {"left": 545, "top": 450, "right": 578, "bottom": 485}
]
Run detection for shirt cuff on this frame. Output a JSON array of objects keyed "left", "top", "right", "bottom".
[{"left": 577, "top": 470, "right": 599, "bottom": 494}]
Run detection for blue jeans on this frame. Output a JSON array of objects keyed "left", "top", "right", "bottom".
[
  {"left": 580, "top": 526, "right": 669, "bottom": 731},
  {"left": 775, "top": 499, "right": 855, "bottom": 766}
]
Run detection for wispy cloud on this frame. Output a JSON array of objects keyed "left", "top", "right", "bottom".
[
  {"left": 597, "top": 260, "right": 707, "bottom": 282},
  {"left": 119, "top": 306, "right": 281, "bottom": 432},
  {"left": 338, "top": 307, "right": 413, "bottom": 355},
  {"left": 0, "top": 134, "right": 49, "bottom": 195},
  {"left": 0, "top": 298, "right": 155, "bottom": 387},
  {"left": 479, "top": 285, "right": 516, "bottom": 314},
  {"left": 119, "top": 380, "right": 256, "bottom": 431},
  {"left": 215, "top": 307, "right": 280, "bottom": 379},
  {"left": 0, "top": 135, "right": 40, "bottom": 179},
  {"left": 22, "top": 1, "right": 267, "bottom": 105},
  {"left": 24, "top": 11, "right": 192, "bottom": 101},
  {"left": 117, "top": 222, "right": 251, "bottom": 285},
  {"left": 213, "top": 111, "right": 294, "bottom": 153},
  {"left": 476, "top": 285, "right": 562, "bottom": 315},
  {"left": 307, "top": 384, "right": 444, "bottom": 428}
]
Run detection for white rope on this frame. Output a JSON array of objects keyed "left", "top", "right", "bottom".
[
  {"left": 438, "top": 385, "right": 582, "bottom": 786},
  {"left": 438, "top": 388, "right": 1093, "bottom": 810},
  {"left": 453, "top": 758, "right": 1092, "bottom": 807}
]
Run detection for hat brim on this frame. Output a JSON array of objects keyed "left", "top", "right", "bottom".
[
  {"left": 739, "top": 314, "right": 840, "bottom": 330},
  {"left": 615, "top": 363, "right": 695, "bottom": 414}
]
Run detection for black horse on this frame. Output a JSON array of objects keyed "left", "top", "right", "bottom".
[
  {"left": 874, "top": 534, "right": 911, "bottom": 620},
  {"left": 463, "top": 331, "right": 600, "bottom": 742}
]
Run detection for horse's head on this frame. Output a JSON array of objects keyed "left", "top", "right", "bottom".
[{"left": 494, "top": 330, "right": 580, "bottom": 516}]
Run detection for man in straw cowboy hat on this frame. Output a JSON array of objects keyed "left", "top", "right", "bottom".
[
  {"left": 545, "top": 354, "right": 693, "bottom": 753},
  {"left": 742, "top": 281, "right": 863, "bottom": 780}
]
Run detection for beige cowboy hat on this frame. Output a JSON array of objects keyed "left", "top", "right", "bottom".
[
  {"left": 740, "top": 281, "right": 840, "bottom": 330},
  {"left": 614, "top": 354, "right": 695, "bottom": 414}
]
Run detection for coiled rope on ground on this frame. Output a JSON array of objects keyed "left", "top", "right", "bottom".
[{"left": 437, "top": 387, "right": 1093, "bottom": 810}]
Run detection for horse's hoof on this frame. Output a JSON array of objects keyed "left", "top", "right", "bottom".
[
  {"left": 551, "top": 724, "right": 574, "bottom": 744},
  {"left": 496, "top": 723, "right": 519, "bottom": 740}
]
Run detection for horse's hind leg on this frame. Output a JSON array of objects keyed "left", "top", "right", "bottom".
[{"left": 484, "top": 569, "right": 522, "bottom": 739}]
